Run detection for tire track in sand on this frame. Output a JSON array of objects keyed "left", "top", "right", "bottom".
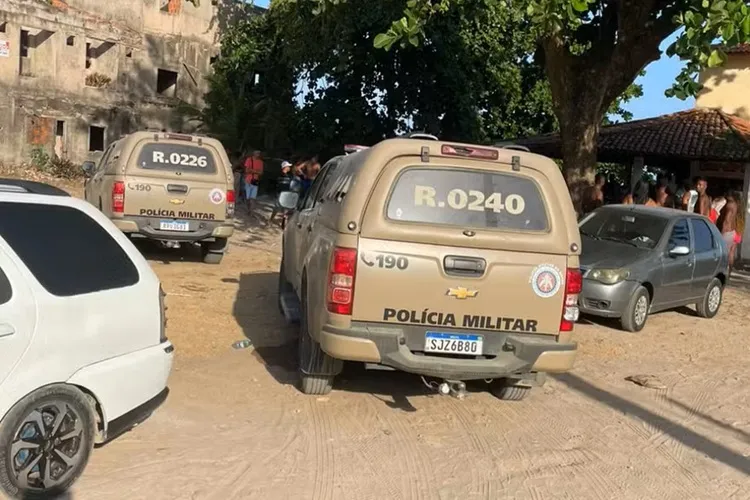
[
  {"left": 446, "top": 399, "right": 497, "bottom": 498},
  {"left": 205, "top": 406, "right": 305, "bottom": 500},
  {"left": 491, "top": 393, "right": 616, "bottom": 500},
  {"left": 365, "top": 395, "right": 438, "bottom": 500},
  {"left": 309, "top": 397, "right": 336, "bottom": 500},
  {"left": 601, "top": 379, "right": 700, "bottom": 495}
]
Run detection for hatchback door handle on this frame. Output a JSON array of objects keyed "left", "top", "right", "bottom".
[{"left": 0, "top": 323, "right": 15, "bottom": 338}]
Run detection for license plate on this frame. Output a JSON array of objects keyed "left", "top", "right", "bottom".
[
  {"left": 424, "top": 332, "right": 483, "bottom": 355},
  {"left": 159, "top": 220, "right": 189, "bottom": 232}
]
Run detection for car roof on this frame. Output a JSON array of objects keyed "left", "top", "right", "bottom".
[
  {"left": 596, "top": 204, "right": 707, "bottom": 220},
  {"left": 0, "top": 178, "right": 70, "bottom": 197}
]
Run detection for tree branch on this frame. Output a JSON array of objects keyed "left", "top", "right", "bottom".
[{"left": 601, "top": 3, "right": 682, "bottom": 107}]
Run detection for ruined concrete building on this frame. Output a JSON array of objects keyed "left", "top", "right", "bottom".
[{"left": 0, "top": 0, "right": 249, "bottom": 165}]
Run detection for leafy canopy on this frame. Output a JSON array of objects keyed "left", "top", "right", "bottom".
[{"left": 363, "top": 0, "right": 750, "bottom": 100}]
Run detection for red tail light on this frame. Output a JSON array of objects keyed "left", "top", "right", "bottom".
[
  {"left": 112, "top": 181, "right": 125, "bottom": 213},
  {"left": 226, "top": 189, "right": 236, "bottom": 218},
  {"left": 327, "top": 247, "right": 357, "bottom": 315},
  {"left": 560, "top": 268, "right": 582, "bottom": 332}
]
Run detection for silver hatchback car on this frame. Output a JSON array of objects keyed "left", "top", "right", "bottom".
[{"left": 578, "top": 205, "right": 730, "bottom": 331}]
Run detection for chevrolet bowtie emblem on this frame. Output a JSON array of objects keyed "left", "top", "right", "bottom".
[
  {"left": 169, "top": 199, "right": 185, "bottom": 205},
  {"left": 447, "top": 287, "right": 479, "bottom": 300}
]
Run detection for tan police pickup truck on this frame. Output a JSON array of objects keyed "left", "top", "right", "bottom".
[
  {"left": 83, "top": 131, "right": 235, "bottom": 264},
  {"left": 277, "top": 138, "right": 582, "bottom": 400}
]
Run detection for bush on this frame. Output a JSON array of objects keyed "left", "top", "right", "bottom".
[{"left": 30, "top": 147, "right": 82, "bottom": 179}]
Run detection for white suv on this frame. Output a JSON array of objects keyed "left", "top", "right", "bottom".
[{"left": 0, "top": 179, "right": 174, "bottom": 499}]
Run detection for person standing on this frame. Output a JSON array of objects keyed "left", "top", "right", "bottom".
[
  {"left": 716, "top": 191, "right": 743, "bottom": 276},
  {"left": 269, "top": 160, "right": 293, "bottom": 225},
  {"left": 581, "top": 174, "right": 605, "bottom": 214},
  {"left": 243, "top": 150, "right": 264, "bottom": 216},
  {"left": 655, "top": 176, "right": 670, "bottom": 207},
  {"left": 693, "top": 176, "right": 711, "bottom": 216}
]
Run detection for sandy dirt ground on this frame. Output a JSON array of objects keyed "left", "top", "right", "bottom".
[{"left": 7, "top": 173, "right": 750, "bottom": 499}]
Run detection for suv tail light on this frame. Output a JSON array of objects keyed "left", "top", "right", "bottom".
[
  {"left": 560, "top": 268, "right": 582, "bottom": 332},
  {"left": 159, "top": 285, "right": 168, "bottom": 343},
  {"left": 327, "top": 247, "right": 357, "bottom": 315},
  {"left": 112, "top": 181, "right": 125, "bottom": 214},
  {"left": 226, "top": 189, "right": 236, "bottom": 218}
]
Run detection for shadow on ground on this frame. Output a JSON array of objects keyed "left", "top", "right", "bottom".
[
  {"left": 555, "top": 373, "right": 750, "bottom": 476},
  {"left": 231, "top": 271, "right": 492, "bottom": 410}
]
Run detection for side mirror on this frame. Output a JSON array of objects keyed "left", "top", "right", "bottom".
[
  {"left": 82, "top": 161, "right": 96, "bottom": 177},
  {"left": 669, "top": 245, "right": 690, "bottom": 257},
  {"left": 278, "top": 191, "right": 299, "bottom": 210}
]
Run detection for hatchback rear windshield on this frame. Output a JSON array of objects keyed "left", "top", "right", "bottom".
[
  {"left": 386, "top": 168, "right": 549, "bottom": 231},
  {"left": 136, "top": 143, "right": 217, "bottom": 174}
]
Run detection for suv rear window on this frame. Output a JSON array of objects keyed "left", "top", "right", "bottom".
[
  {"left": 137, "top": 143, "right": 217, "bottom": 174},
  {"left": 0, "top": 203, "right": 139, "bottom": 296},
  {"left": 386, "top": 168, "right": 548, "bottom": 231}
]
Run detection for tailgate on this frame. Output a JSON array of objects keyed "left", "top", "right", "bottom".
[
  {"left": 123, "top": 140, "right": 229, "bottom": 222},
  {"left": 124, "top": 177, "right": 226, "bottom": 222},
  {"left": 352, "top": 156, "right": 576, "bottom": 337},
  {"left": 354, "top": 238, "right": 566, "bottom": 335}
]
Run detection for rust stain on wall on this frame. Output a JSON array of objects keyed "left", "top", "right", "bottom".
[
  {"left": 168, "top": 0, "right": 182, "bottom": 15},
  {"left": 28, "top": 116, "right": 53, "bottom": 146}
]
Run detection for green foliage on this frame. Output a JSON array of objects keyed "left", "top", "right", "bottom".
[
  {"left": 29, "top": 147, "right": 81, "bottom": 179},
  {"left": 204, "top": 0, "right": 640, "bottom": 161}
]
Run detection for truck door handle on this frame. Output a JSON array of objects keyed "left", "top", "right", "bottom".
[
  {"left": 167, "top": 184, "right": 188, "bottom": 194},
  {"left": 443, "top": 255, "right": 487, "bottom": 277},
  {"left": 0, "top": 323, "right": 15, "bottom": 338}
]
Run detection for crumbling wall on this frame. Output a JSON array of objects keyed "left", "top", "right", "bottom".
[{"left": 0, "top": 0, "right": 232, "bottom": 165}]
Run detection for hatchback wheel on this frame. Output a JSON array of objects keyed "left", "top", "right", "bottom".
[
  {"left": 696, "top": 277, "right": 723, "bottom": 319},
  {"left": 621, "top": 285, "right": 650, "bottom": 332},
  {"left": 0, "top": 385, "right": 95, "bottom": 499}
]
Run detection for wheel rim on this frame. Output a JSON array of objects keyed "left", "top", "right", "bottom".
[
  {"left": 708, "top": 286, "right": 721, "bottom": 313},
  {"left": 634, "top": 295, "right": 648, "bottom": 327},
  {"left": 9, "top": 402, "right": 85, "bottom": 491}
]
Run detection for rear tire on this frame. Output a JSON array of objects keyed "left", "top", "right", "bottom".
[
  {"left": 0, "top": 385, "right": 95, "bottom": 500},
  {"left": 696, "top": 277, "right": 723, "bottom": 318},
  {"left": 620, "top": 285, "right": 650, "bottom": 332},
  {"left": 278, "top": 258, "right": 293, "bottom": 315},
  {"left": 490, "top": 380, "right": 531, "bottom": 401},
  {"left": 298, "top": 281, "right": 335, "bottom": 395}
]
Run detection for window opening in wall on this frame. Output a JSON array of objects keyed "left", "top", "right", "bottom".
[
  {"left": 209, "top": 56, "right": 217, "bottom": 65},
  {"left": 66, "top": 35, "right": 75, "bottom": 46},
  {"left": 56, "top": 120, "right": 65, "bottom": 137},
  {"left": 125, "top": 48, "right": 133, "bottom": 58},
  {"left": 0, "top": 22, "right": 7, "bottom": 34},
  {"left": 89, "top": 126, "right": 105, "bottom": 152},
  {"left": 85, "top": 42, "right": 92, "bottom": 69},
  {"left": 156, "top": 69, "right": 178, "bottom": 97},
  {"left": 20, "top": 30, "right": 29, "bottom": 58}
]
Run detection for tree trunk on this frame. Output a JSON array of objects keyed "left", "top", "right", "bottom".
[
  {"left": 557, "top": 104, "right": 602, "bottom": 214},
  {"left": 542, "top": 37, "right": 610, "bottom": 215}
]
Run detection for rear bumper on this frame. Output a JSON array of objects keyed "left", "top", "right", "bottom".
[
  {"left": 579, "top": 279, "right": 640, "bottom": 318},
  {"left": 113, "top": 216, "right": 233, "bottom": 241},
  {"left": 103, "top": 387, "right": 169, "bottom": 444},
  {"left": 319, "top": 323, "right": 577, "bottom": 380}
]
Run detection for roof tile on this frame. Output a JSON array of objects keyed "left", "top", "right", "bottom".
[{"left": 517, "top": 108, "right": 750, "bottom": 162}]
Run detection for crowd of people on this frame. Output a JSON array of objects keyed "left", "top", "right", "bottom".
[
  {"left": 232, "top": 150, "right": 321, "bottom": 224},
  {"left": 583, "top": 174, "right": 746, "bottom": 274}
]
